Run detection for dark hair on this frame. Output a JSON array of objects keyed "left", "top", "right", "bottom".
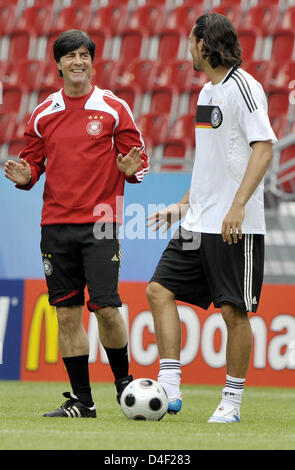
[
  {"left": 54, "top": 29, "right": 96, "bottom": 76},
  {"left": 193, "top": 13, "right": 242, "bottom": 69}
]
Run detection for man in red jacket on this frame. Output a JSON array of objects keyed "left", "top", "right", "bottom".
[{"left": 5, "top": 30, "right": 149, "bottom": 418}]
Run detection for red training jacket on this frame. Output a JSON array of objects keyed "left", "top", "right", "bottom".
[{"left": 16, "top": 85, "right": 149, "bottom": 225}]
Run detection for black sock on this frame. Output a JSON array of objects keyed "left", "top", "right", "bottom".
[
  {"left": 104, "top": 344, "right": 129, "bottom": 381},
  {"left": 62, "top": 355, "right": 94, "bottom": 408}
]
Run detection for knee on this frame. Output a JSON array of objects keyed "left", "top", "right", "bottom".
[
  {"left": 221, "top": 303, "right": 247, "bottom": 328},
  {"left": 56, "top": 306, "right": 82, "bottom": 333},
  {"left": 146, "top": 281, "right": 174, "bottom": 306},
  {"left": 94, "top": 306, "right": 118, "bottom": 324}
]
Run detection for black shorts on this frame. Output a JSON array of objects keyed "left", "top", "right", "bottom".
[
  {"left": 40, "top": 223, "right": 122, "bottom": 311},
  {"left": 150, "top": 227, "right": 264, "bottom": 313}
]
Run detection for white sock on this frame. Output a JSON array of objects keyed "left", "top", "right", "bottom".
[
  {"left": 157, "top": 359, "right": 181, "bottom": 400},
  {"left": 221, "top": 375, "right": 245, "bottom": 408}
]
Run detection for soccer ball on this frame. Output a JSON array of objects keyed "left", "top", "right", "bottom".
[{"left": 120, "top": 378, "right": 168, "bottom": 421}]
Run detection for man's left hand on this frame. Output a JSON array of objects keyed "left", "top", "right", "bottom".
[
  {"left": 222, "top": 202, "right": 245, "bottom": 245},
  {"left": 117, "top": 147, "right": 143, "bottom": 177}
]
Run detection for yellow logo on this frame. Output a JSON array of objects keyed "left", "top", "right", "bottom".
[{"left": 26, "top": 294, "right": 58, "bottom": 371}]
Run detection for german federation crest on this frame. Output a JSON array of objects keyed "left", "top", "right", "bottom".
[
  {"left": 43, "top": 258, "right": 53, "bottom": 276},
  {"left": 211, "top": 106, "right": 223, "bottom": 128},
  {"left": 86, "top": 117, "right": 103, "bottom": 136}
]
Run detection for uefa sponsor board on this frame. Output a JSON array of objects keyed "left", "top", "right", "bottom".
[
  {"left": 0, "top": 280, "right": 24, "bottom": 379},
  {"left": 15, "top": 280, "right": 295, "bottom": 386},
  {"left": 0, "top": 279, "right": 294, "bottom": 384}
]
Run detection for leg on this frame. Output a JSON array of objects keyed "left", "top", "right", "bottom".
[
  {"left": 94, "top": 306, "right": 132, "bottom": 402},
  {"left": 221, "top": 302, "right": 253, "bottom": 378},
  {"left": 94, "top": 306, "right": 128, "bottom": 349},
  {"left": 208, "top": 302, "right": 252, "bottom": 423},
  {"left": 41, "top": 225, "right": 96, "bottom": 417},
  {"left": 146, "top": 281, "right": 181, "bottom": 360},
  {"left": 146, "top": 281, "right": 182, "bottom": 413},
  {"left": 56, "top": 305, "right": 94, "bottom": 409},
  {"left": 57, "top": 305, "right": 88, "bottom": 357}
]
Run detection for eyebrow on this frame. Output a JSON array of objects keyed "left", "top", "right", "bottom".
[{"left": 66, "top": 50, "right": 90, "bottom": 55}]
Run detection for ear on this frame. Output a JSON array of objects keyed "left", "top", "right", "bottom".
[
  {"left": 198, "top": 38, "right": 204, "bottom": 54},
  {"left": 56, "top": 61, "right": 63, "bottom": 78}
]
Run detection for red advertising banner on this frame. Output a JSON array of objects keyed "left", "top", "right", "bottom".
[{"left": 20, "top": 280, "right": 295, "bottom": 387}]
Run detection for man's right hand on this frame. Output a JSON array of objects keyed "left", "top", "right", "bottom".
[
  {"left": 4, "top": 159, "right": 31, "bottom": 186},
  {"left": 147, "top": 203, "right": 188, "bottom": 233}
]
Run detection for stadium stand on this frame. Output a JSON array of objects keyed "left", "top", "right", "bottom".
[
  {"left": 116, "top": 58, "right": 159, "bottom": 91},
  {"left": 88, "top": 4, "right": 129, "bottom": 35},
  {"left": 211, "top": 4, "right": 243, "bottom": 28},
  {"left": 0, "top": 0, "right": 294, "bottom": 281},
  {"left": 0, "top": 0, "right": 293, "bottom": 162}
]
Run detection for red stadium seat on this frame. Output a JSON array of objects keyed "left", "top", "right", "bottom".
[
  {"left": 244, "top": 60, "right": 274, "bottom": 90},
  {"left": 2, "top": 84, "right": 27, "bottom": 116},
  {"left": 36, "top": 86, "right": 59, "bottom": 105},
  {"left": 188, "top": 89, "right": 199, "bottom": 114},
  {"left": 157, "top": 29, "right": 186, "bottom": 61},
  {"left": 0, "top": 61, "right": 8, "bottom": 82},
  {"left": 49, "top": 6, "right": 91, "bottom": 34},
  {"left": 88, "top": 5, "right": 129, "bottom": 36},
  {"left": 191, "top": 71, "right": 207, "bottom": 92},
  {"left": 69, "top": 0, "right": 93, "bottom": 6},
  {"left": 29, "top": 0, "right": 55, "bottom": 6},
  {"left": 148, "top": 85, "right": 178, "bottom": 115},
  {"left": 7, "top": 31, "right": 36, "bottom": 61},
  {"left": 267, "top": 88, "right": 290, "bottom": 119},
  {"left": 161, "top": 138, "right": 191, "bottom": 171},
  {"left": 211, "top": 4, "right": 242, "bottom": 29},
  {"left": 155, "top": 60, "right": 194, "bottom": 93},
  {"left": 85, "top": 30, "right": 111, "bottom": 59},
  {"left": 165, "top": 4, "right": 204, "bottom": 35},
  {"left": 14, "top": 112, "right": 32, "bottom": 140},
  {"left": 118, "top": 29, "right": 149, "bottom": 61},
  {"left": 0, "top": 4, "right": 17, "bottom": 36},
  {"left": 13, "top": 5, "right": 54, "bottom": 36},
  {"left": 44, "top": 32, "right": 59, "bottom": 63},
  {"left": 128, "top": 5, "right": 165, "bottom": 36},
  {"left": 278, "top": 145, "right": 295, "bottom": 193},
  {"left": 258, "top": 0, "right": 280, "bottom": 5},
  {"left": 240, "top": 5, "right": 279, "bottom": 36},
  {"left": 168, "top": 113, "right": 195, "bottom": 147},
  {"left": 8, "top": 138, "right": 26, "bottom": 158},
  {"left": 41, "top": 61, "right": 62, "bottom": 89},
  {"left": 118, "top": 59, "right": 159, "bottom": 92},
  {"left": 270, "top": 116, "right": 288, "bottom": 140},
  {"left": 182, "top": 0, "right": 206, "bottom": 4},
  {"left": 0, "top": 113, "right": 17, "bottom": 144},
  {"left": 278, "top": 6, "right": 295, "bottom": 31},
  {"left": 237, "top": 29, "right": 262, "bottom": 62},
  {"left": 113, "top": 84, "right": 141, "bottom": 115},
  {"left": 271, "top": 30, "right": 295, "bottom": 64},
  {"left": 137, "top": 113, "right": 170, "bottom": 146},
  {"left": 5, "top": 60, "right": 47, "bottom": 91},
  {"left": 107, "top": 0, "right": 130, "bottom": 4},
  {"left": 270, "top": 61, "right": 295, "bottom": 89},
  {"left": 0, "top": 0, "right": 19, "bottom": 4},
  {"left": 91, "top": 59, "right": 121, "bottom": 90},
  {"left": 144, "top": 0, "right": 169, "bottom": 4}
]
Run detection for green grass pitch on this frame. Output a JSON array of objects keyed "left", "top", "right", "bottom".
[{"left": 0, "top": 381, "right": 294, "bottom": 450}]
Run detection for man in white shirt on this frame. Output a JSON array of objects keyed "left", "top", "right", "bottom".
[{"left": 146, "top": 13, "right": 277, "bottom": 423}]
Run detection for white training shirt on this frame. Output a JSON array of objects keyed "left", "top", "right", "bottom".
[{"left": 182, "top": 66, "right": 278, "bottom": 235}]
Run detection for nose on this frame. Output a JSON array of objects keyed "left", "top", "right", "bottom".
[{"left": 74, "top": 53, "right": 83, "bottom": 65}]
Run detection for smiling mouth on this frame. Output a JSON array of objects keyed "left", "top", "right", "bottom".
[{"left": 71, "top": 69, "right": 85, "bottom": 73}]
